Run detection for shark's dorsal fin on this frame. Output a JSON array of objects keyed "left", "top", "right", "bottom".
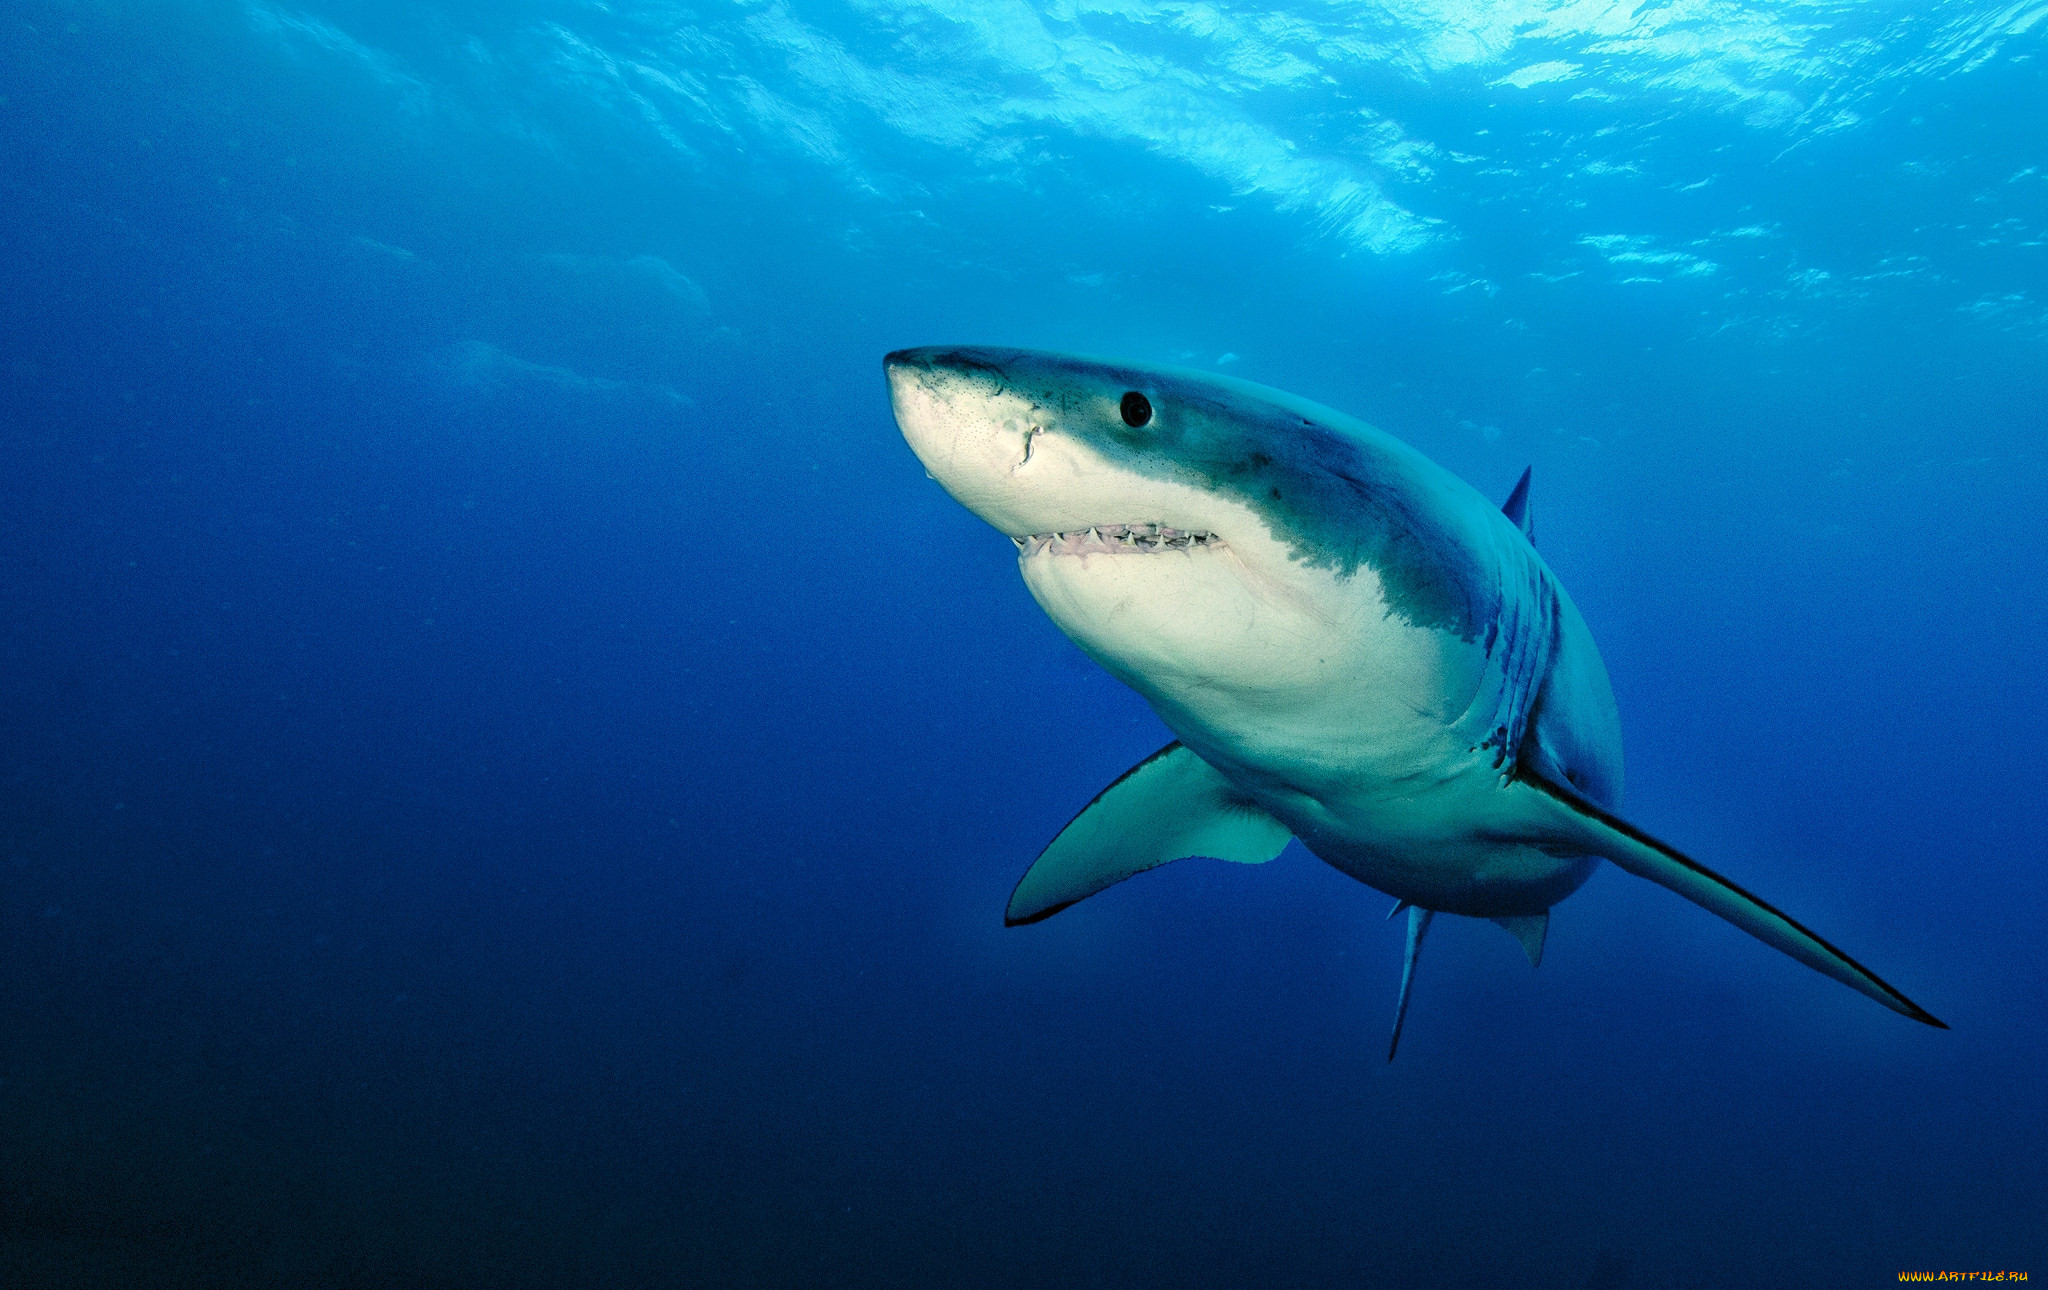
[
  {"left": 1493, "top": 912, "right": 1549, "bottom": 966},
  {"left": 1516, "top": 768, "right": 1946, "bottom": 1028},
  {"left": 1388, "top": 906, "right": 1435, "bottom": 1062},
  {"left": 1005, "top": 742, "right": 1293, "bottom": 926},
  {"left": 1501, "top": 466, "right": 1534, "bottom": 544}
]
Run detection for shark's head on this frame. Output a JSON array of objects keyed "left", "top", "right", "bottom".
[{"left": 885, "top": 346, "right": 1501, "bottom": 720}]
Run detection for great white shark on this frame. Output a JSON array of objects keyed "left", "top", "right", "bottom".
[{"left": 885, "top": 345, "right": 1943, "bottom": 1058}]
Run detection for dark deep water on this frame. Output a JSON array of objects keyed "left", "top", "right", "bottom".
[{"left": 3, "top": 2, "right": 2045, "bottom": 1286}]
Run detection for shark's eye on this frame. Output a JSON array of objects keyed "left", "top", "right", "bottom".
[{"left": 1119, "top": 391, "right": 1153, "bottom": 428}]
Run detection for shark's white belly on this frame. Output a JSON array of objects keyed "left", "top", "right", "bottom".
[{"left": 1022, "top": 538, "right": 1595, "bottom": 917}]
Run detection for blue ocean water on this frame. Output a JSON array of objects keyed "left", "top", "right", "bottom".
[{"left": 2, "top": 1, "right": 2044, "bottom": 1285}]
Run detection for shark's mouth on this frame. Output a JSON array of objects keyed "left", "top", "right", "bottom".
[{"left": 1013, "top": 523, "right": 1224, "bottom": 558}]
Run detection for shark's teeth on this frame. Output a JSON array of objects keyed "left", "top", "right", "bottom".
[{"left": 1015, "top": 523, "right": 1223, "bottom": 557}]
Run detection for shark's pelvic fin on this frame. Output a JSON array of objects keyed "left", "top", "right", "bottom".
[
  {"left": 1493, "top": 912, "right": 1549, "bottom": 967},
  {"left": 1388, "top": 906, "right": 1435, "bottom": 1062},
  {"left": 1501, "top": 466, "right": 1535, "bottom": 544},
  {"left": 1517, "top": 769, "right": 1945, "bottom": 1028},
  {"left": 1005, "top": 742, "right": 1293, "bottom": 927},
  {"left": 1386, "top": 898, "right": 1413, "bottom": 921}
]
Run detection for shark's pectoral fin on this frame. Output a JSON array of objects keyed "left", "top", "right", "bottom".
[
  {"left": 1517, "top": 770, "right": 1945, "bottom": 1028},
  {"left": 1005, "top": 742, "right": 1293, "bottom": 927},
  {"left": 1493, "top": 912, "right": 1549, "bottom": 967}
]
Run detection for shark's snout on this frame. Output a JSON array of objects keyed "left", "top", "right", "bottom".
[
  {"left": 884, "top": 344, "right": 1265, "bottom": 549},
  {"left": 884, "top": 347, "right": 1047, "bottom": 536},
  {"left": 881, "top": 347, "right": 933, "bottom": 379}
]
